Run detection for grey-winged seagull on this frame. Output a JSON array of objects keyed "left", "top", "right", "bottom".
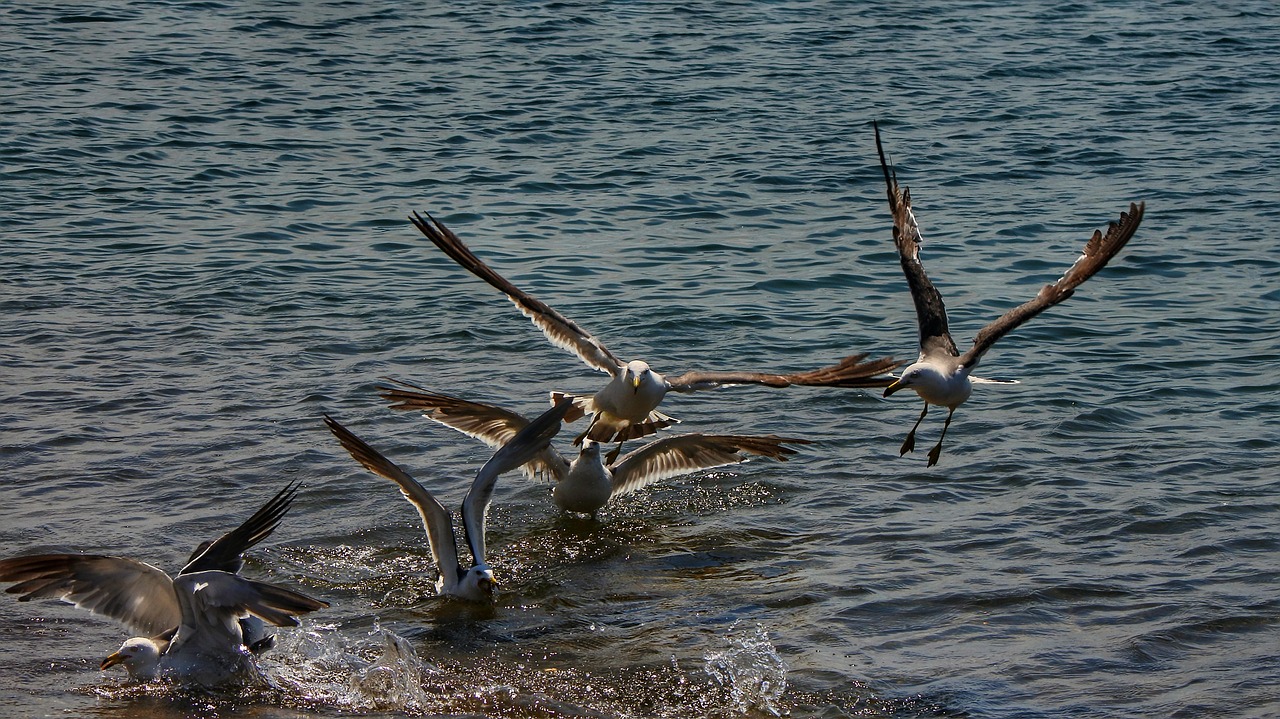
[
  {"left": 0, "top": 483, "right": 329, "bottom": 686},
  {"left": 873, "top": 122, "right": 1145, "bottom": 466},
  {"left": 408, "top": 211, "right": 900, "bottom": 447},
  {"left": 378, "top": 378, "right": 811, "bottom": 518},
  {"left": 323, "top": 398, "right": 571, "bottom": 602}
]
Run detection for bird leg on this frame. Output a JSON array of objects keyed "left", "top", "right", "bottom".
[
  {"left": 574, "top": 413, "right": 602, "bottom": 446},
  {"left": 926, "top": 407, "right": 956, "bottom": 467},
  {"left": 901, "top": 403, "right": 928, "bottom": 455}
]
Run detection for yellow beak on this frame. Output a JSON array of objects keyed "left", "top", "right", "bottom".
[
  {"left": 883, "top": 379, "right": 905, "bottom": 398},
  {"left": 100, "top": 651, "right": 126, "bottom": 670}
]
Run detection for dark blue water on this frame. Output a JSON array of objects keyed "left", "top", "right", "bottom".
[{"left": 2, "top": 2, "right": 1277, "bottom": 717}]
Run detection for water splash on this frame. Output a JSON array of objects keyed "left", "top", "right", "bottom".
[
  {"left": 263, "top": 623, "right": 433, "bottom": 713},
  {"left": 703, "top": 623, "right": 788, "bottom": 716}
]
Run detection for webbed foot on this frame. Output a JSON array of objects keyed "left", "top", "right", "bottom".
[
  {"left": 926, "top": 443, "right": 943, "bottom": 467},
  {"left": 900, "top": 431, "right": 917, "bottom": 455}
]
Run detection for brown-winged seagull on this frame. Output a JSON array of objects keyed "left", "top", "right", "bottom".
[
  {"left": 323, "top": 398, "right": 571, "bottom": 603},
  {"left": 873, "top": 122, "right": 1145, "bottom": 466},
  {"left": 0, "top": 483, "right": 329, "bottom": 686},
  {"left": 378, "top": 378, "right": 811, "bottom": 519},
  {"left": 408, "top": 211, "right": 900, "bottom": 446}
]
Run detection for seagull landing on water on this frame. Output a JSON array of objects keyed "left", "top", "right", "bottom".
[
  {"left": 324, "top": 398, "right": 571, "bottom": 603},
  {"left": 873, "top": 122, "right": 1145, "bottom": 467},
  {"left": 408, "top": 211, "right": 900, "bottom": 448},
  {"left": 377, "top": 378, "right": 811, "bottom": 519},
  {"left": 0, "top": 483, "right": 329, "bottom": 686}
]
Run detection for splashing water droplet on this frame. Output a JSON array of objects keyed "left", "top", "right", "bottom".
[{"left": 703, "top": 622, "right": 788, "bottom": 716}]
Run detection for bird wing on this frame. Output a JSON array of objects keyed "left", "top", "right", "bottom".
[
  {"left": 323, "top": 415, "right": 462, "bottom": 594},
  {"left": 169, "top": 570, "right": 327, "bottom": 658},
  {"left": 180, "top": 481, "right": 300, "bottom": 575},
  {"left": 664, "top": 353, "right": 900, "bottom": 393},
  {"left": 462, "top": 398, "right": 571, "bottom": 567},
  {"left": 874, "top": 121, "right": 959, "bottom": 359},
  {"left": 958, "top": 201, "right": 1145, "bottom": 368},
  {"left": 609, "top": 434, "right": 811, "bottom": 497},
  {"left": 0, "top": 553, "right": 180, "bottom": 635},
  {"left": 377, "top": 377, "right": 567, "bottom": 481},
  {"left": 409, "top": 212, "right": 624, "bottom": 376}
]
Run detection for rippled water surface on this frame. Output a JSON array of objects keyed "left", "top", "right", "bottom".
[{"left": 3, "top": 2, "right": 1278, "bottom": 718}]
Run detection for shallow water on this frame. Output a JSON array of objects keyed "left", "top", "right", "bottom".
[{"left": 2, "top": 2, "right": 1278, "bottom": 718}]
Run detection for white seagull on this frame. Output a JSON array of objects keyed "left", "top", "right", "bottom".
[
  {"left": 873, "top": 122, "right": 1146, "bottom": 466},
  {"left": 377, "top": 378, "right": 812, "bottom": 519},
  {"left": 323, "top": 398, "right": 571, "bottom": 603},
  {"left": 0, "top": 483, "right": 329, "bottom": 686},
  {"left": 408, "top": 211, "right": 900, "bottom": 446}
]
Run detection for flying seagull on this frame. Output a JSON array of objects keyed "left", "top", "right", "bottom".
[
  {"left": 323, "top": 397, "right": 571, "bottom": 603},
  {"left": 873, "top": 121, "right": 1145, "bottom": 466},
  {"left": 378, "top": 378, "right": 812, "bottom": 518},
  {"left": 0, "top": 483, "right": 329, "bottom": 686},
  {"left": 408, "top": 211, "right": 900, "bottom": 446}
]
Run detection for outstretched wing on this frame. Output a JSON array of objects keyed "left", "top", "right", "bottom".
[
  {"left": 181, "top": 482, "right": 300, "bottom": 575},
  {"left": 323, "top": 415, "right": 462, "bottom": 593},
  {"left": 874, "top": 121, "right": 958, "bottom": 359},
  {"left": 959, "top": 202, "right": 1145, "bottom": 368},
  {"left": 610, "top": 434, "right": 811, "bottom": 497},
  {"left": 169, "top": 570, "right": 327, "bottom": 660},
  {"left": 0, "top": 554, "right": 179, "bottom": 635},
  {"left": 377, "top": 377, "right": 566, "bottom": 481},
  {"left": 409, "top": 212, "right": 624, "bottom": 376},
  {"left": 462, "top": 398, "right": 571, "bottom": 567},
  {"left": 664, "top": 353, "right": 900, "bottom": 393}
]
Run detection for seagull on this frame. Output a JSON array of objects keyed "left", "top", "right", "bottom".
[
  {"left": 323, "top": 398, "right": 571, "bottom": 603},
  {"left": 408, "top": 211, "right": 900, "bottom": 446},
  {"left": 0, "top": 483, "right": 329, "bottom": 686},
  {"left": 873, "top": 122, "right": 1146, "bottom": 466},
  {"left": 377, "top": 378, "right": 812, "bottom": 519}
]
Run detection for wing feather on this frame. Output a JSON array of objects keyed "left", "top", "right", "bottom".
[
  {"left": 169, "top": 571, "right": 327, "bottom": 659},
  {"left": 874, "top": 122, "right": 959, "bottom": 358},
  {"left": 181, "top": 482, "right": 299, "bottom": 575},
  {"left": 0, "top": 554, "right": 179, "bottom": 635},
  {"left": 664, "top": 353, "right": 900, "bottom": 393},
  {"left": 323, "top": 415, "right": 462, "bottom": 593},
  {"left": 409, "top": 212, "right": 623, "bottom": 376},
  {"left": 377, "top": 377, "right": 566, "bottom": 481},
  {"left": 462, "top": 398, "right": 570, "bottom": 566},
  {"left": 958, "top": 202, "right": 1145, "bottom": 368},
  {"left": 609, "top": 434, "right": 810, "bottom": 497}
]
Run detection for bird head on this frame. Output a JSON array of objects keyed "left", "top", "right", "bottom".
[
  {"left": 882, "top": 367, "right": 919, "bottom": 397},
  {"left": 458, "top": 564, "right": 498, "bottom": 602},
  {"left": 579, "top": 440, "right": 603, "bottom": 461},
  {"left": 624, "top": 360, "right": 652, "bottom": 392},
  {"left": 101, "top": 637, "right": 162, "bottom": 679}
]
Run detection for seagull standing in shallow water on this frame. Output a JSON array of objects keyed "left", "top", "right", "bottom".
[
  {"left": 0, "top": 483, "right": 329, "bottom": 686},
  {"left": 873, "top": 122, "right": 1145, "bottom": 466},
  {"left": 408, "top": 211, "right": 900, "bottom": 448},
  {"left": 377, "top": 379, "right": 811, "bottom": 519},
  {"left": 324, "top": 398, "right": 571, "bottom": 603}
]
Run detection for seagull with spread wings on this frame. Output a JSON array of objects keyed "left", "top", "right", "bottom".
[
  {"left": 324, "top": 398, "right": 571, "bottom": 603},
  {"left": 873, "top": 122, "right": 1145, "bottom": 466},
  {"left": 409, "top": 211, "right": 900, "bottom": 447},
  {"left": 0, "top": 483, "right": 329, "bottom": 686},
  {"left": 377, "top": 378, "right": 811, "bottom": 519}
]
